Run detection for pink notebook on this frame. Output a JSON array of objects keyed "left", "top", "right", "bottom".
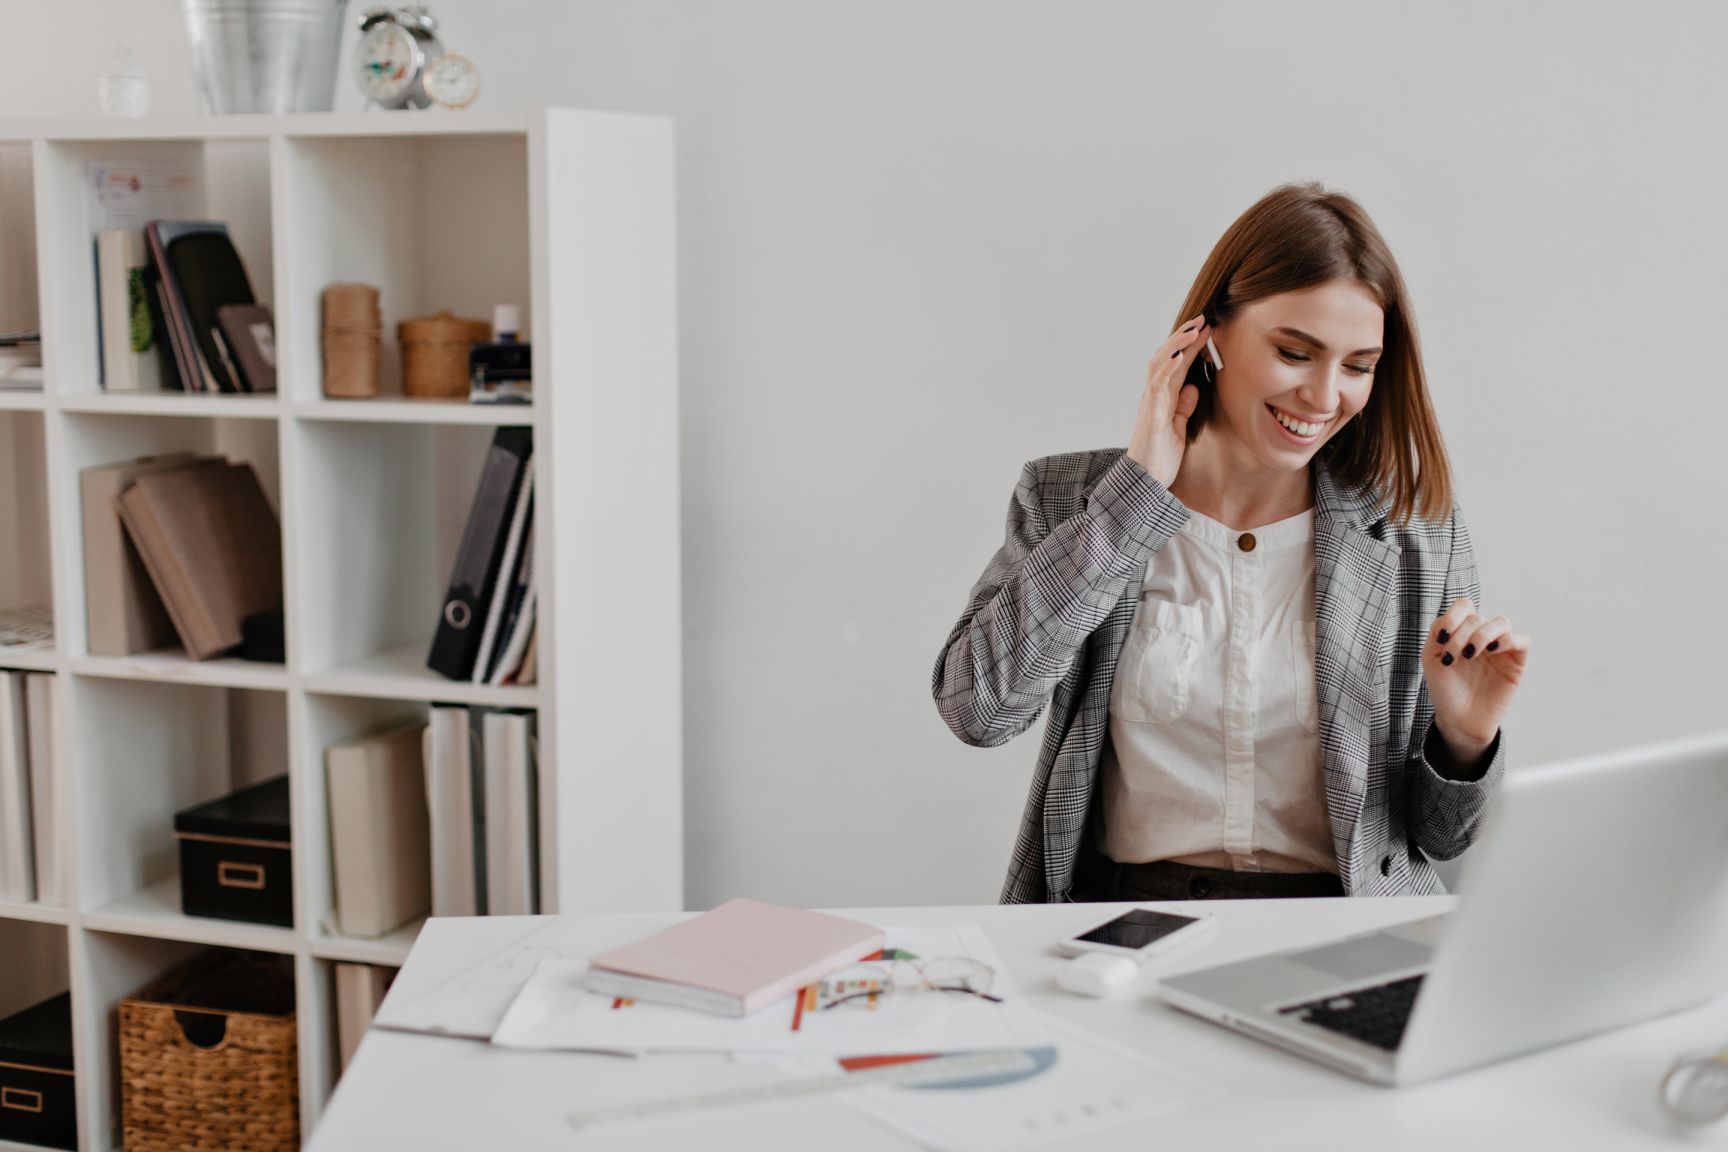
[{"left": 586, "top": 898, "right": 885, "bottom": 1017}]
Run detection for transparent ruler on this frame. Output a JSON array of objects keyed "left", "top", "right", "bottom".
[{"left": 565, "top": 1048, "right": 1038, "bottom": 1131}]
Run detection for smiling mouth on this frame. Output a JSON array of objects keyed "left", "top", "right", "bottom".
[{"left": 1266, "top": 403, "right": 1330, "bottom": 440}]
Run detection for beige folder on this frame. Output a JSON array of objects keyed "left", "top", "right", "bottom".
[
  {"left": 334, "top": 962, "right": 396, "bottom": 1074},
  {"left": 326, "top": 724, "right": 432, "bottom": 938},
  {"left": 114, "top": 459, "right": 283, "bottom": 660},
  {"left": 81, "top": 453, "right": 199, "bottom": 656}
]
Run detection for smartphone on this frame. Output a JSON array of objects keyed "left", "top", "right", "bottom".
[{"left": 1058, "top": 907, "right": 1215, "bottom": 960}]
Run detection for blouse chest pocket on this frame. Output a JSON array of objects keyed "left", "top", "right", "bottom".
[
  {"left": 1111, "top": 598, "right": 1203, "bottom": 725},
  {"left": 1291, "top": 618, "right": 1320, "bottom": 732}
]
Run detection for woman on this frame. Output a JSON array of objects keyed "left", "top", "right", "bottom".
[{"left": 932, "top": 182, "right": 1530, "bottom": 904}]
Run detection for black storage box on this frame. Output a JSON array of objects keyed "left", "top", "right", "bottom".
[
  {"left": 175, "top": 775, "right": 294, "bottom": 928},
  {"left": 0, "top": 991, "right": 77, "bottom": 1150}
]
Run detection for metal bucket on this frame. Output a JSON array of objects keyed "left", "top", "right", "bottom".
[{"left": 178, "top": 0, "right": 346, "bottom": 114}]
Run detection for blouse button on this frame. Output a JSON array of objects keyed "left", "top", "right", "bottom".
[{"left": 1238, "top": 532, "right": 1257, "bottom": 552}]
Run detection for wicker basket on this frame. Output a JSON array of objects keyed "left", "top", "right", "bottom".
[
  {"left": 119, "top": 950, "right": 297, "bottom": 1152},
  {"left": 398, "top": 310, "right": 491, "bottom": 398}
]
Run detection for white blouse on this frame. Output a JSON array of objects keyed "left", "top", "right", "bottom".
[{"left": 1098, "top": 502, "right": 1333, "bottom": 874}]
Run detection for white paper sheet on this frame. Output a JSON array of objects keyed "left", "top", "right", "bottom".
[
  {"left": 372, "top": 916, "right": 675, "bottom": 1040},
  {"left": 88, "top": 159, "right": 201, "bottom": 233},
  {"left": 793, "top": 1016, "right": 1223, "bottom": 1152},
  {"left": 491, "top": 926, "right": 1053, "bottom": 1057}
]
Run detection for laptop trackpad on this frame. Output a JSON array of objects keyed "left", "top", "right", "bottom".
[{"left": 1290, "top": 933, "right": 1433, "bottom": 981}]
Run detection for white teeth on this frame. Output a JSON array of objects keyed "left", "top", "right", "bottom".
[{"left": 1271, "top": 406, "right": 1322, "bottom": 437}]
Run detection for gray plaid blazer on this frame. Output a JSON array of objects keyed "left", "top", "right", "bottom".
[{"left": 933, "top": 448, "right": 1506, "bottom": 904}]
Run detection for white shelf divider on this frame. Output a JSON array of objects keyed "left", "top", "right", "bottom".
[
  {"left": 307, "top": 916, "right": 427, "bottom": 968},
  {"left": 0, "top": 108, "right": 682, "bottom": 1150},
  {"left": 81, "top": 877, "right": 299, "bottom": 956},
  {"left": 304, "top": 641, "right": 539, "bottom": 708},
  {"left": 0, "top": 390, "right": 46, "bottom": 411},
  {"left": 57, "top": 393, "right": 283, "bottom": 419},
  {"left": 69, "top": 650, "right": 291, "bottom": 692},
  {"left": 0, "top": 647, "right": 57, "bottom": 672},
  {"left": 290, "top": 398, "right": 534, "bottom": 426},
  {"left": 0, "top": 898, "right": 72, "bottom": 926}
]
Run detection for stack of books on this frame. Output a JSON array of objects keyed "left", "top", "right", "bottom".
[
  {"left": 95, "top": 222, "right": 275, "bottom": 394},
  {"left": 0, "top": 330, "right": 42, "bottom": 391},
  {"left": 323, "top": 706, "right": 538, "bottom": 931},
  {"left": 421, "top": 706, "right": 539, "bottom": 918},
  {"left": 80, "top": 454, "right": 283, "bottom": 662},
  {"left": 427, "top": 427, "right": 537, "bottom": 686}
]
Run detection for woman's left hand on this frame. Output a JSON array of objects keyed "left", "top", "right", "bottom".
[{"left": 1422, "top": 596, "right": 1532, "bottom": 762}]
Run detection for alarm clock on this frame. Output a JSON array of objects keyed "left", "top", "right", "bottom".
[
  {"left": 354, "top": 6, "right": 443, "bottom": 110},
  {"left": 423, "top": 51, "right": 481, "bottom": 110}
]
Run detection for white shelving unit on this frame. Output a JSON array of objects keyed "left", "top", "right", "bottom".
[{"left": 0, "top": 108, "right": 682, "bottom": 1150}]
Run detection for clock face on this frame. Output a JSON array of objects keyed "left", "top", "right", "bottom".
[
  {"left": 357, "top": 23, "right": 420, "bottom": 105},
  {"left": 424, "top": 52, "right": 480, "bottom": 109}
]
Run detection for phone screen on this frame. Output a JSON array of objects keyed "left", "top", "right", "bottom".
[{"left": 1074, "top": 909, "right": 1200, "bottom": 950}]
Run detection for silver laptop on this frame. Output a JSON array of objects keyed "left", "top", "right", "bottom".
[{"left": 1158, "top": 730, "right": 1728, "bottom": 1086}]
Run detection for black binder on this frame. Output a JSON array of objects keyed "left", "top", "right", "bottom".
[
  {"left": 428, "top": 427, "right": 533, "bottom": 680},
  {"left": 157, "top": 222, "right": 257, "bottom": 394}
]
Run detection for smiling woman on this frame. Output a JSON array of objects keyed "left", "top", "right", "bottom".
[{"left": 932, "top": 182, "right": 1533, "bottom": 906}]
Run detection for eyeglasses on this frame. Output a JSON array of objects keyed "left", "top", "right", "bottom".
[{"left": 814, "top": 955, "right": 1002, "bottom": 1011}]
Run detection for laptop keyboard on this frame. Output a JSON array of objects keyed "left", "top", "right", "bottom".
[{"left": 1278, "top": 973, "right": 1426, "bottom": 1052}]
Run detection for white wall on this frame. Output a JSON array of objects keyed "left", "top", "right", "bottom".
[{"left": 4, "top": 1, "right": 1725, "bottom": 910}]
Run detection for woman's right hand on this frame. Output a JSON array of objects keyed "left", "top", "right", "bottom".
[{"left": 1127, "top": 312, "right": 1209, "bottom": 489}]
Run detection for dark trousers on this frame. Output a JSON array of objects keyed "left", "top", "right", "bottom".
[{"left": 1072, "top": 844, "right": 1344, "bottom": 901}]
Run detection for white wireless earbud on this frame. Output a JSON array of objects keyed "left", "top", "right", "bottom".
[{"left": 1206, "top": 336, "right": 1224, "bottom": 371}]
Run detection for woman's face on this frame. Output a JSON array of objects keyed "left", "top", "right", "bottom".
[{"left": 1209, "top": 280, "right": 1383, "bottom": 470}]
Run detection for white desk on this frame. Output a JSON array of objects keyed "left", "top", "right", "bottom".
[{"left": 309, "top": 898, "right": 1728, "bottom": 1151}]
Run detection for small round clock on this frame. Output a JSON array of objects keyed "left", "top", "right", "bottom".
[
  {"left": 354, "top": 7, "right": 444, "bottom": 110},
  {"left": 423, "top": 52, "right": 481, "bottom": 110}
]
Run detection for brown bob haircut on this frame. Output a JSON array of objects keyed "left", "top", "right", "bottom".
[{"left": 1171, "top": 181, "right": 1452, "bottom": 527}]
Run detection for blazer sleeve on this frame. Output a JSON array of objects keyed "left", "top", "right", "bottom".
[
  {"left": 1407, "top": 500, "right": 1508, "bottom": 861},
  {"left": 931, "top": 453, "right": 1189, "bottom": 748}
]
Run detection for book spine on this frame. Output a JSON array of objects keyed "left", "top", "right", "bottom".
[
  {"left": 144, "top": 271, "right": 184, "bottom": 392},
  {"left": 328, "top": 728, "right": 431, "bottom": 938},
  {"left": 487, "top": 520, "right": 536, "bottom": 686},
  {"left": 0, "top": 672, "right": 36, "bottom": 902},
  {"left": 427, "top": 428, "right": 532, "bottom": 680},
  {"left": 483, "top": 711, "right": 536, "bottom": 915},
  {"left": 334, "top": 962, "right": 395, "bottom": 1075},
  {"left": 582, "top": 969, "right": 744, "bottom": 1017},
  {"left": 144, "top": 227, "right": 192, "bottom": 392},
  {"left": 471, "top": 470, "right": 533, "bottom": 684},
  {"left": 25, "top": 674, "right": 61, "bottom": 906},
  {"left": 97, "top": 231, "right": 126, "bottom": 390},
  {"left": 326, "top": 743, "right": 379, "bottom": 937},
  {"left": 424, "top": 708, "right": 478, "bottom": 917}
]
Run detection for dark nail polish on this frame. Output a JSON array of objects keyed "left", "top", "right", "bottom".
[
  {"left": 1171, "top": 349, "right": 1181, "bottom": 359},
  {"left": 1487, "top": 640, "right": 1499, "bottom": 652},
  {"left": 1463, "top": 644, "right": 1475, "bottom": 659},
  {"left": 1437, "top": 629, "right": 1450, "bottom": 644},
  {"left": 1441, "top": 652, "right": 1454, "bottom": 666}
]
